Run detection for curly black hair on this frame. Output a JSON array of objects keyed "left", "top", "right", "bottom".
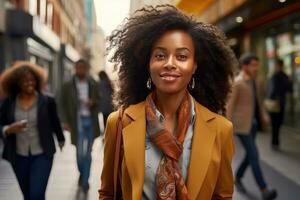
[
  {"left": 108, "top": 5, "right": 238, "bottom": 114},
  {"left": 0, "top": 61, "right": 46, "bottom": 97}
]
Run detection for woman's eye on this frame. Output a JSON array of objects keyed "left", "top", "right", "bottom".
[
  {"left": 154, "top": 54, "right": 165, "bottom": 60},
  {"left": 177, "top": 55, "right": 187, "bottom": 61}
]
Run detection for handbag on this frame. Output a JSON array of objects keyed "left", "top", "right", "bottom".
[
  {"left": 264, "top": 99, "right": 280, "bottom": 113},
  {"left": 113, "top": 108, "right": 124, "bottom": 200},
  {"left": 265, "top": 77, "right": 281, "bottom": 113}
]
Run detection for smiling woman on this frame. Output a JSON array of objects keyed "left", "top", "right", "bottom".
[
  {"left": 99, "top": 5, "right": 237, "bottom": 200},
  {"left": 0, "top": 61, "right": 65, "bottom": 200}
]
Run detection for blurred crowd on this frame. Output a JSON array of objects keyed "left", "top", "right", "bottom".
[{"left": 0, "top": 60, "right": 114, "bottom": 200}]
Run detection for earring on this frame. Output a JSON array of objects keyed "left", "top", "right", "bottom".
[
  {"left": 189, "top": 77, "right": 195, "bottom": 90},
  {"left": 147, "top": 78, "right": 152, "bottom": 90}
]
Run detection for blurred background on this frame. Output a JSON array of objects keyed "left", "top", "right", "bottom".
[{"left": 0, "top": 0, "right": 299, "bottom": 199}]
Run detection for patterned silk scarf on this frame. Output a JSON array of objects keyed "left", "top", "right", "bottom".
[{"left": 145, "top": 91, "right": 191, "bottom": 200}]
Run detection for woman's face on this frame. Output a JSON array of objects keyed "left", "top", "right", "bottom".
[
  {"left": 149, "top": 30, "right": 197, "bottom": 95},
  {"left": 19, "top": 72, "right": 37, "bottom": 95}
]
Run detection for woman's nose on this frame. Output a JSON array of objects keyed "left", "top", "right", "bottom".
[{"left": 163, "top": 56, "right": 176, "bottom": 70}]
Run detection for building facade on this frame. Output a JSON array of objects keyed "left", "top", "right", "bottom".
[
  {"left": 85, "top": 0, "right": 106, "bottom": 80},
  {"left": 130, "top": 0, "right": 178, "bottom": 14},
  {"left": 177, "top": 0, "right": 300, "bottom": 129},
  {"left": 0, "top": 0, "right": 87, "bottom": 93}
]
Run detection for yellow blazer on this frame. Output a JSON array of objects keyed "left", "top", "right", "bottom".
[{"left": 99, "top": 100, "right": 235, "bottom": 200}]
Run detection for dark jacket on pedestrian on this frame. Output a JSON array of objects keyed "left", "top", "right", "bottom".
[
  {"left": 0, "top": 93, "right": 65, "bottom": 168},
  {"left": 99, "top": 80, "right": 113, "bottom": 115},
  {"left": 269, "top": 71, "right": 292, "bottom": 108},
  {"left": 59, "top": 76, "right": 100, "bottom": 145}
]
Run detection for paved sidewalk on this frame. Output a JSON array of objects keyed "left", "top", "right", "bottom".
[
  {"left": 1, "top": 126, "right": 299, "bottom": 200},
  {"left": 0, "top": 133, "right": 103, "bottom": 200},
  {"left": 232, "top": 127, "right": 300, "bottom": 200}
]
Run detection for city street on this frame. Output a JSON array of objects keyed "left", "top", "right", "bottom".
[
  {"left": 1, "top": 127, "right": 300, "bottom": 200},
  {"left": 1, "top": 0, "right": 300, "bottom": 200}
]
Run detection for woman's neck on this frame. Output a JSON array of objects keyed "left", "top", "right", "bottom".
[
  {"left": 154, "top": 90, "right": 186, "bottom": 119},
  {"left": 19, "top": 92, "right": 36, "bottom": 100}
]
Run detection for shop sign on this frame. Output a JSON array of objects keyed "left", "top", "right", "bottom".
[
  {"left": 65, "top": 44, "right": 80, "bottom": 62},
  {"left": 32, "top": 16, "right": 60, "bottom": 51}
]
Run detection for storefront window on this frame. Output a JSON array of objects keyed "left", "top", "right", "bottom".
[
  {"left": 29, "top": 0, "right": 37, "bottom": 16},
  {"left": 276, "top": 33, "right": 293, "bottom": 76},
  {"left": 47, "top": 3, "right": 53, "bottom": 29},
  {"left": 265, "top": 37, "right": 276, "bottom": 78},
  {"left": 293, "top": 33, "right": 300, "bottom": 118},
  {"left": 39, "top": 0, "right": 46, "bottom": 23}
]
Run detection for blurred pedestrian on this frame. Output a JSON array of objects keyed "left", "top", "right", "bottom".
[
  {"left": 0, "top": 73, "right": 5, "bottom": 107},
  {"left": 59, "top": 59, "right": 100, "bottom": 192},
  {"left": 267, "top": 59, "right": 292, "bottom": 150},
  {"left": 99, "top": 5, "right": 236, "bottom": 200},
  {"left": 227, "top": 53, "right": 277, "bottom": 200},
  {"left": 0, "top": 61, "right": 65, "bottom": 200},
  {"left": 98, "top": 70, "right": 114, "bottom": 130}
]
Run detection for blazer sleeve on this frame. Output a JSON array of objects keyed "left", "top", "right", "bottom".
[
  {"left": 99, "top": 111, "right": 118, "bottom": 200},
  {"left": 212, "top": 121, "right": 235, "bottom": 200},
  {"left": 47, "top": 96, "right": 65, "bottom": 143}
]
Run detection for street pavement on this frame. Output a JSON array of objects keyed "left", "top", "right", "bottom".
[{"left": 0, "top": 126, "right": 300, "bottom": 200}]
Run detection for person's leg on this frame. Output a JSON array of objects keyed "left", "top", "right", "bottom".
[
  {"left": 247, "top": 123, "right": 267, "bottom": 190},
  {"left": 77, "top": 117, "right": 85, "bottom": 182},
  {"left": 236, "top": 134, "right": 250, "bottom": 179},
  {"left": 251, "top": 122, "right": 277, "bottom": 199},
  {"left": 270, "top": 113, "right": 280, "bottom": 146},
  {"left": 14, "top": 154, "right": 31, "bottom": 200},
  {"left": 276, "top": 110, "right": 285, "bottom": 146},
  {"left": 29, "top": 154, "right": 53, "bottom": 200},
  {"left": 80, "top": 116, "right": 93, "bottom": 191}
]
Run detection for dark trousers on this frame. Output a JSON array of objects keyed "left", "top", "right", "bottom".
[
  {"left": 15, "top": 153, "right": 53, "bottom": 200},
  {"left": 270, "top": 111, "right": 284, "bottom": 146},
  {"left": 236, "top": 121, "right": 267, "bottom": 189}
]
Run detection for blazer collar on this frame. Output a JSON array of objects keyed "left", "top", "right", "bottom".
[
  {"left": 122, "top": 101, "right": 146, "bottom": 199},
  {"left": 187, "top": 100, "right": 217, "bottom": 199},
  {"left": 122, "top": 100, "right": 217, "bottom": 199}
]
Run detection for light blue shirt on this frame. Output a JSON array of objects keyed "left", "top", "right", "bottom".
[{"left": 142, "top": 99, "right": 196, "bottom": 200}]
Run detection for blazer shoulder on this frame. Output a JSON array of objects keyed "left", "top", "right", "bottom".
[
  {"left": 215, "top": 114, "right": 233, "bottom": 132},
  {"left": 107, "top": 111, "right": 119, "bottom": 125},
  {"left": 233, "top": 77, "right": 244, "bottom": 87},
  {"left": 194, "top": 102, "right": 233, "bottom": 138}
]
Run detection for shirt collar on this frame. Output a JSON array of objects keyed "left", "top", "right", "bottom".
[
  {"left": 75, "top": 76, "right": 88, "bottom": 84},
  {"left": 154, "top": 95, "right": 196, "bottom": 125}
]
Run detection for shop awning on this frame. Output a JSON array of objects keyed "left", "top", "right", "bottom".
[{"left": 176, "top": 0, "right": 215, "bottom": 14}]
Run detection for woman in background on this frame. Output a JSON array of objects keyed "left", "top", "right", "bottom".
[{"left": 0, "top": 61, "right": 65, "bottom": 200}]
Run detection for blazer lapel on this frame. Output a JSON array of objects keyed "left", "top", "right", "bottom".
[
  {"left": 122, "top": 102, "right": 146, "bottom": 199},
  {"left": 187, "top": 102, "right": 217, "bottom": 199},
  {"left": 37, "top": 93, "right": 45, "bottom": 133}
]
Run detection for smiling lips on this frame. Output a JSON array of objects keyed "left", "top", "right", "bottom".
[{"left": 160, "top": 73, "right": 180, "bottom": 82}]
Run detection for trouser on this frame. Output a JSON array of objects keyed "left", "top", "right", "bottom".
[
  {"left": 236, "top": 121, "right": 267, "bottom": 189},
  {"left": 77, "top": 115, "right": 94, "bottom": 187},
  {"left": 270, "top": 111, "right": 284, "bottom": 146},
  {"left": 15, "top": 153, "right": 53, "bottom": 200}
]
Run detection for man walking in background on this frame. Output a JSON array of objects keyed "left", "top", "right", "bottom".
[
  {"left": 227, "top": 53, "right": 277, "bottom": 200},
  {"left": 59, "top": 59, "right": 100, "bottom": 192}
]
